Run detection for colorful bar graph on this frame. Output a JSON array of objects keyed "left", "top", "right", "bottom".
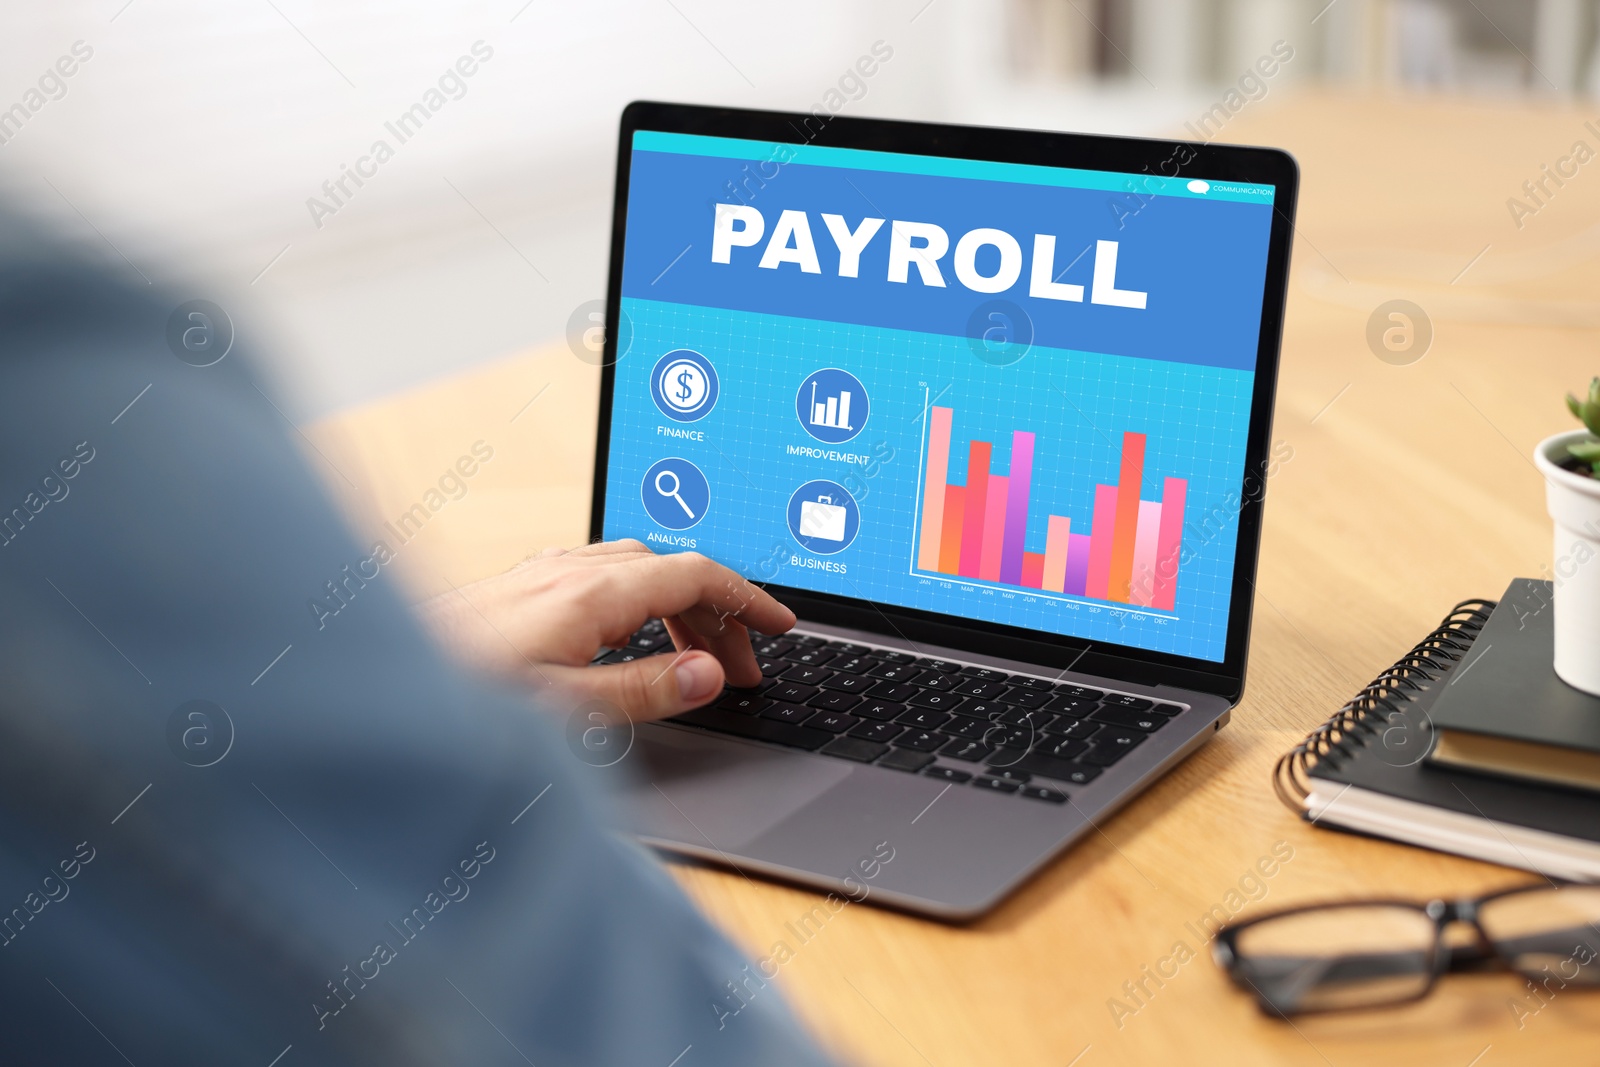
[
  {"left": 1085, "top": 485, "right": 1118, "bottom": 599},
  {"left": 1130, "top": 499, "right": 1162, "bottom": 607},
  {"left": 918, "top": 406, "right": 952, "bottom": 571},
  {"left": 979, "top": 475, "right": 1008, "bottom": 581},
  {"left": 958, "top": 441, "right": 991, "bottom": 578},
  {"left": 1153, "top": 477, "right": 1187, "bottom": 611},
  {"left": 1107, "top": 432, "right": 1147, "bottom": 603},
  {"left": 1043, "top": 516, "right": 1071, "bottom": 592},
  {"left": 999, "top": 431, "right": 1034, "bottom": 584},
  {"left": 915, "top": 402, "right": 1188, "bottom": 613}
]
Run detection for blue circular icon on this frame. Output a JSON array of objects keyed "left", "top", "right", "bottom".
[
  {"left": 795, "top": 368, "right": 869, "bottom": 444},
  {"left": 650, "top": 349, "right": 719, "bottom": 422},
  {"left": 786, "top": 480, "right": 859, "bottom": 555},
  {"left": 641, "top": 458, "right": 709, "bottom": 530}
]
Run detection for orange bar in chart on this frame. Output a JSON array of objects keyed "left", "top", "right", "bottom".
[
  {"left": 938, "top": 485, "right": 965, "bottom": 574},
  {"left": 958, "top": 441, "right": 992, "bottom": 579},
  {"left": 917, "top": 406, "right": 953, "bottom": 571},
  {"left": 1042, "top": 516, "right": 1071, "bottom": 592},
  {"left": 1106, "top": 431, "right": 1146, "bottom": 602}
]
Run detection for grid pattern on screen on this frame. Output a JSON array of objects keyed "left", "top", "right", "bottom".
[{"left": 604, "top": 297, "right": 1255, "bottom": 662}]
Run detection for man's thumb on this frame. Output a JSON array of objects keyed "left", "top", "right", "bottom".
[{"left": 546, "top": 650, "right": 725, "bottom": 721}]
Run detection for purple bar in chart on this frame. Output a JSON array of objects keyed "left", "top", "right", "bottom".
[
  {"left": 1064, "top": 532, "right": 1091, "bottom": 596},
  {"left": 998, "top": 430, "right": 1034, "bottom": 585}
]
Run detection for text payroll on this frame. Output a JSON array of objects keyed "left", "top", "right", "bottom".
[{"left": 710, "top": 204, "right": 1149, "bottom": 309}]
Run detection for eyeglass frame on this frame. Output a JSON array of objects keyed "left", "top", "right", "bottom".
[{"left": 1212, "top": 881, "right": 1600, "bottom": 1017}]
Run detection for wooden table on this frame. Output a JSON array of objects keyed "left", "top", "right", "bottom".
[{"left": 307, "top": 91, "right": 1600, "bottom": 1065}]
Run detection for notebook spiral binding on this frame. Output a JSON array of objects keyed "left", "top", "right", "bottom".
[{"left": 1272, "top": 598, "right": 1498, "bottom": 814}]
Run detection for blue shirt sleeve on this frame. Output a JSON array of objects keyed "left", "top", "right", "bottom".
[{"left": 0, "top": 216, "right": 840, "bottom": 1067}]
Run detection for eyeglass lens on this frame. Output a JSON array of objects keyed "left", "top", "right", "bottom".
[
  {"left": 1477, "top": 886, "right": 1600, "bottom": 985},
  {"left": 1231, "top": 904, "right": 1438, "bottom": 1013},
  {"left": 1230, "top": 888, "right": 1600, "bottom": 1015}
]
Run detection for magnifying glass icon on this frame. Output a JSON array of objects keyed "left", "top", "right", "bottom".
[{"left": 654, "top": 469, "right": 696, "bottom": 519}]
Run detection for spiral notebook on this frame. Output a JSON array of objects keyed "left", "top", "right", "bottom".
[{"left": 1274, "top": 587, "right": 1600, "bottom": 882}]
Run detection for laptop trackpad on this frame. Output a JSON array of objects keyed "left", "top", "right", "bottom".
[{"left": 619, "top": 724, "right": 852, "bottom": 850}]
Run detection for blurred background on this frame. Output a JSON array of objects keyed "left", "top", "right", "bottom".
[{"left": 3, "top": 0, "right": 1598, "bottom": 420}]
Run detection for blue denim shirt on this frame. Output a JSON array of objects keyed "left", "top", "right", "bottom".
[{"left": 0, "top": 215, "right": 838, "bottom": 1067}]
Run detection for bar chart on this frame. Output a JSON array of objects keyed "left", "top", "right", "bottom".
[
  {"left": 808, "top": 380, "right": 854, "bottom": 431},
  {"left": 913, "top": 404, "right": 1188, "bottom": 612},
  {"left": 797, "top": 367, "right": 869, "bottom": 445}
]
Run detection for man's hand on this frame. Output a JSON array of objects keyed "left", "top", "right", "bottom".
[{"left": 418, "top": 540, "right": 795, "bottom": 721}]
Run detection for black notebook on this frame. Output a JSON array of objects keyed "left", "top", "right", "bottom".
[
  {"left": 1425, "top": 579, "right": 1600, "bottom": 794},
  {"left": 1274, "top": 590, "right": 1600, "bottom": 881}
]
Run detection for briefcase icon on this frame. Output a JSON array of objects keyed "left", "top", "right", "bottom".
[{"left": 799, "top": 495, "right": 847, "bottom": 541}]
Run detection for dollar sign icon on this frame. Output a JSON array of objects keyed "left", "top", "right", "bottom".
[{"left": 650, "top": 350, "right": 718, "bottom": 422}]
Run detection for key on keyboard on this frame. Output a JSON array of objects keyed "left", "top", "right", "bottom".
[{"left": 634, "top": 624, "right": 1189, "bottom": 798}]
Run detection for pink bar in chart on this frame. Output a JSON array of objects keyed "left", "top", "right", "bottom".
[
  {"left": 979, "top": 475, "right": 1009, "bottom": 581},
  {"left": 1152, "top": 477, "right": 1188, "bottom": 611},
  {"left": 917, "top": 407, "right": 952, "bottom": 571},
  {"left": 1084, "top": 485, "right": 1118, "bottom": 599},
  {"left": 1042, "top": 516, "right": 1071, "bottom": 592},
  {"left": 1129, "top": 499, "right": 1163, "bottom": 607}
]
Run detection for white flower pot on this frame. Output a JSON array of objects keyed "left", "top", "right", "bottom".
[{"left": 1534, "top": 430, "right": 1600, "bottom": 697}]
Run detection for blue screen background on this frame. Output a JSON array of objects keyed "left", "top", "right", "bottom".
[{"left": 602, "top": 135, "right": 1274, "bottom": 663}]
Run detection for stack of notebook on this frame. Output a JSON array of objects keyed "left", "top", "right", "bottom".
[{"left": 1278, "top": 578, "right": 1600, "bottom": 881}]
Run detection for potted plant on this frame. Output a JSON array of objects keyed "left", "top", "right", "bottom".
[{"left": 1533, "top": 378, "right": 1600, "bottom": 696}]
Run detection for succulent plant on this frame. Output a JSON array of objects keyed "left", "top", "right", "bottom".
[{"left": 1566, "top": 376, "right": 1600, "bottom": 476}]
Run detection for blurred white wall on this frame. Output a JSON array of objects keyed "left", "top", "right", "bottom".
[{"left": 1, "top": 0, "right": 1594, "bottom": 418}]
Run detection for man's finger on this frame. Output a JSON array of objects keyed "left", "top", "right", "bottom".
[
  {"left": 542, "top": 649, "right": 725, "bottom": 722},
  {"left": 668, "top": 610, "right": 760, "bottom": 689},
  {"left": 563, "top": 538, "right": 653, "bottom": 558},
  {"left": 671, "top": 607, "right": 761, "bottom": 687},
  {"left": 662, "top": 616, "right": 712, "bottom": 655},
  {"left": 605, "top": 552, "right": 795, "bottom": 639}
]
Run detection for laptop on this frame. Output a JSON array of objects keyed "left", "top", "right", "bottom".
[{"left": 588, "top": 101, "right": 1297, "bottom": 920}]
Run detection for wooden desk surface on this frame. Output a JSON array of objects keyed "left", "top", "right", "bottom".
[{"left": 307, "top": 92, "right": 1600, "bottom": 1064}]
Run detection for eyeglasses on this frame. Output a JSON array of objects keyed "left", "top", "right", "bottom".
[{"left": 1213, "top": 883, "right": 1600, "bottom": 1016}]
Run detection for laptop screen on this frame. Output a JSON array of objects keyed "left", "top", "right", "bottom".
[{"left": 601, "top": 130, "right": 1277, "bottom": 665}]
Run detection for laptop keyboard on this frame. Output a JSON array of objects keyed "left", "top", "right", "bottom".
[{"left": 593, "top": 620, "right": 1189, "bottom": 804}]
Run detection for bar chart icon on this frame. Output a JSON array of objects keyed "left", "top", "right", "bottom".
[
  {"left": 796, "top": 368, "right": 868, "bottom": 444},
  {"left": 810, "top": 381, "right": 853, "bottom": 431},
  {"left": 914, "top": 404, "right": 1187, "bottom": 612}
]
